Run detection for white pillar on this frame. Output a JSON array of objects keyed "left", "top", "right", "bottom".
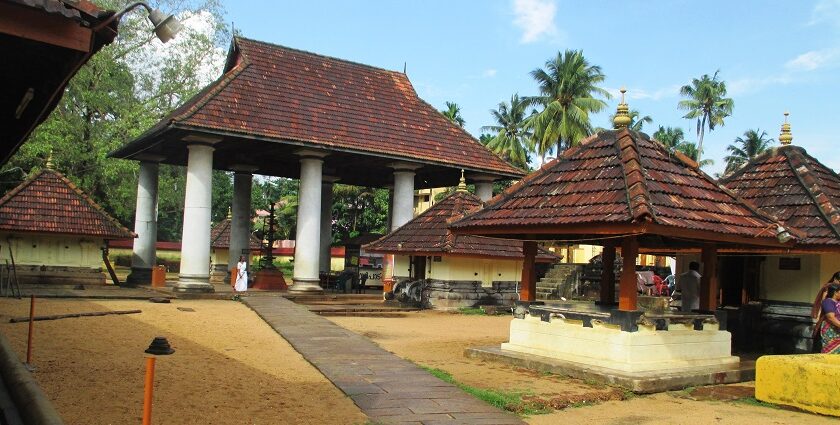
[
  {"left": 228, "top": 168, "right": 255, "bottom": 276},
  {"left": 174, "top": 143, "right": 215, "bottom": 293},
  {"left": 291, "top": 151, "right": 327, "bottom": 293},
  {"left": 474, "top": 178, "right": 494, "bottom": 202},
  {"left": 127, "top": 161, "right": 159, "bottom": 285},
  {"left": 319, "top": 179, "right": 335, "bottom": 273},
  {"left": 391, "top": 163, "right": 419, "bottom": 230}
]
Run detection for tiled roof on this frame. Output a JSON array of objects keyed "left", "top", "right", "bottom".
[
  {"left": 365, "top": 191, "right": 557, "bottom": 261},
  {"left": 721, "top": 145, "right": 840, "bottom": 247},
  {"left": 115, "top": 37, "right": 522, "bottom": 177},
  {"left": 210, "top": 218, "right": 262, "bottom": 249},
  {"left": 0, "top": 169, "right": 133, "bottom": 239},
  {"left": 451, "top": 129, "right": 787, "bottom": 247}
]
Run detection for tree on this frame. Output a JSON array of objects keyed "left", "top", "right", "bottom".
[
  {"left": 441, "top": 101, "right": 465, "bottom": 127},
  {"left": 724, "top": 129, "right": 773, "bottom": 175},
  {"left": 331, "top": 185, "right": 389, "bottom": 243},
  {"left": 678, "top": 70, "right": 734, "bottom": 161},
  {"left": 653, "top": 126, "right": 686, "bottom": 150},
  {"left": 527, "top": 50, "right": 610, "bottom": 160},
  {"left": 480, "top": 94, "right": 533, "bottom": 169},
  {"left": 675, "top": 142, "right": 714, "bottom": 168},
  {"left": 602, "top": 108, "right": 653, "bottom": 133}
]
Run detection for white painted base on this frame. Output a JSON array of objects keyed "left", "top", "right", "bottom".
[
  {"left": 173, "top": 274, "right": 214, "bottom": 293},
  {"left": 289, "top": 278, "right": 324, "bottom": 293},
  {"left": 501, "top": 315, "right": 739, "bottom": 373}
]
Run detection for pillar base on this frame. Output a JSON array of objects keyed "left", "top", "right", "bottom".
[
  {"left": 173, "top": 274, "right": 214, "bottom": 293},
  {"left": 289, "top": 277, "right": 324, "bottom": 294},
  {"left": 125, "top": 267, "right": 152, "bottom": 287}
]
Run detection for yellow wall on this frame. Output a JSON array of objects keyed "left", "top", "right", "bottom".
[
  {"left": 394, "top": 255, "right": 522, "bottom": 286},
  {"left": 0, "top": 233, "right": 103, "bottom": 268},
  {"left": 413, "top": 187, "right": 449, "bottom": 216},
  {"left": 760, "top": 254, "right": 840, "bottom": 303}
]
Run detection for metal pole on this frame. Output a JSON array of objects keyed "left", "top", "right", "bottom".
[
  {"left": 142, "top": 356, "right": 156, "bottom": 425},
  {"left": 26, "top": 295, "right": 34, "bottom": 364}
]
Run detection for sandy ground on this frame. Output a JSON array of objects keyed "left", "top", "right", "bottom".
[
  {"left": 329, "top": 311, "right": 836, "bottom": 425},
  {"left": 0, "top": 298, "right": 366, "bottom": 425}
]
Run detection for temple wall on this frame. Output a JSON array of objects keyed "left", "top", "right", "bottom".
[
  {"left": 0, "top": 233, "right": 103, "bottom": 269},
  {"left": 760, "top": 254, "right": 822, "bottom": 303},
  {"left": 393, "top": 255, "right": 521, "bottom": 285}
]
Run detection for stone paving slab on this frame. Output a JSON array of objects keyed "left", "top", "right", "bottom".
[{"left": 243, "top": 297, "right": 524, "bottom": 425}]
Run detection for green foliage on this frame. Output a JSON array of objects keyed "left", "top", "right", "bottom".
[
  {"left": 733, "top": 397, "right": 779, "bottom": 409},
  {"left": 456, "top": 307, "right": 486, "bottom": 315},
  {"left": 653, "top": 126, "right": 714, "bottom": 169},
  {"left": 678, "top": 70, "right": 735, "bottom": 160},
  {"left": 331, "top": 185, "right": 389, "bottom": 243},
  {"left": 724, "top": 129, "right": 773, "bottom": 175},
  {"left": 481, "top": 94, "right": 533, "bottom": 169},
  {"left": 420, "top": 367, "right": 549, "bottom": 416},
  {"left": 441, "top": 101, "right": 466, "bottom": 127}
]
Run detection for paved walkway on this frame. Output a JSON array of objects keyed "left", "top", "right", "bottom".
[{"left": 243, "top": 297, "right": 524, "bottom": 425}]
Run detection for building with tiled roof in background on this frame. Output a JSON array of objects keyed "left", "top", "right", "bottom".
[
  {"left": 365, "top": 177, "right": 558, "bottom": 310},
  {"left": 208, "top": 212, "right": 263, "bottom": 284},
  {"left": 0, "top": 160, "right": 133, "bottom": 285},
  {"left": 720, "top": 113, "right": 840, "bottom": 353}
]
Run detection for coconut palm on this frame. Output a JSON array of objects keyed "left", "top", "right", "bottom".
[
  {"left": 678, "top": 71, "right": 734, "bottom": 160},
  {"left": 653, "top": 126, "right": 686, "bottom": 150},
  {"left": 526, "top": 50, "right": 610, "bottom": 159},
  {"left": 480, "top": 94, "right": 533, "bottom": 169},
  {"left": 441, "top": 101, "right": 465, "bottom": 127},
  {"left": 605, "top": 109, "right": 653, "bottom": 132},
  {"left": 676, "top": 142, "right": 714, "bottom": 168},
  {"left": 723, "top": 129, "right": 774, "bottom": 175}
]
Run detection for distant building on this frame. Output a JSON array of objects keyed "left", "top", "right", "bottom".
[{"left": 209, "top": 215, "right": 262, "bottom": 283}]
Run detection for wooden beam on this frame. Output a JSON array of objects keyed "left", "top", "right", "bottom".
[
  {"left": 599, "top": 244, "right": 616, "bottom": 304},
  {"left": 0, "top": 3, "right": 92, "bottom": 52},
  {"left": 520, "top": 241, "right": 537, "bottom": 302},
  {"left": 700, "top": 244, "right": 719, "bottom": 311},
  {"left": 619, "top": 237, "right": 639, "bottom": 311}
]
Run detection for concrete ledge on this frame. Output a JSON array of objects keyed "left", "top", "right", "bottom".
[
  {"left": 0, "top": 333, "right": 63, "bottom": 425},
  {"left": 756, "top": 354, "right": 840, "bottom": 416},
  {"left": 465, "top": 346, "right": 755, "bottom": 394}
]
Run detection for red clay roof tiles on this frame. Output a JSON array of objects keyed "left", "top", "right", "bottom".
[{"left": 210, "top": 218, "right": 262, "bottom": 250}]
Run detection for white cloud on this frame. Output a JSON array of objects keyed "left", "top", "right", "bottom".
[
  {"left": 810, "top": 0, "right": 840, "bottom": 27},
  {"left": 482, "top": 69, "right": 498, "bottom": 78},
  {"left": 785, "top": 48, "right": 840, "bottom": 71},
  {"left": 512, "top": 0, "right": 560, "bottom": 44},
  {"left": 605, "top": 85, "right": 680, "bottom": 102}
]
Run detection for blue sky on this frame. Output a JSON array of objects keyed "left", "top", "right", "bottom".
[{"left": 225, "top": 0, "right": 840, "bottom": 175}]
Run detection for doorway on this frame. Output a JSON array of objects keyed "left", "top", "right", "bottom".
[{"left": 411, "top": 256, "right": 427, "bottom": 280}]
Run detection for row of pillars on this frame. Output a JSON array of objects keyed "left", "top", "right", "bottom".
[
  {"left": 519, "top": 237, "right": 719, "bottom": 312},
  {"left": 126, "top": 142, "right": 496, "bottom": 293}
]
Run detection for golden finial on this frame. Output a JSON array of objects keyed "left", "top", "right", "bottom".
[
  {"left": 779, "top": 111, "right": 793, "bottom": 146},
  {"left": 613, "top": 87, "right": 631, "bottom": 130},
  {"left": 45, "top": 150, "right": 54, "bottom": 169},
  {"left": 456, "top": 169, "right": 468, "bottom": 192},
  {"left": 226, "top": 207, "right": 232, "bottom": 219}
]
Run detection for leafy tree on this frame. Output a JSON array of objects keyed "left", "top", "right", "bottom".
[
  {"left": 480, "top": 94, "right": 533, "bottom": 169},
  {"left": 441, "top": 101, "right": 465, "bottom": 127},
  {"left": 331, "top": 185, "right": 388, "bottom": 243},
  {"left": 678, "top": 70, "right": 734, "bottom": 161},
  {"left": 723, "top": 129, "right": 774, "bottom": 175},
  {"left": 526, "top": 50, "right": 610, "bottom": 160},
  {"left": 653, "top": 126, "right": 686, "bottom": 150},
  {"left": 675, "top": 142, "right": 714, "bottom": 169}
]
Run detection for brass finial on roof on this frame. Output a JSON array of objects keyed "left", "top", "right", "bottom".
[
  {"left": 779, "top": 111, "right": 793, "bottom": 146},
  {"left": 613, "top": 87, "right": 631, "bottom": 130},
  {"left": 226, "top": 207, "right": 232, "bottom": 219},
  {"left": 456, "top": 169, "right": 468, "bottom": 192},
  {"left": 45, "top": 150, "right": 54, "bottom": 169}
]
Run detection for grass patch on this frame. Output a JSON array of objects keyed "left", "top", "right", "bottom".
[
  {"left": 456, "top": 307, "right": 486, "bottom": 315},
  {"left": 734, "top": 397, "right": 779, "bottom": 409},
  {"left": 421, "top": 366, "right": 549, "bottom": 416}
]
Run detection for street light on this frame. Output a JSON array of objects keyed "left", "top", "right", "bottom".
[{"left": 95, "top": 2, "right": 183, "bottom": 43}]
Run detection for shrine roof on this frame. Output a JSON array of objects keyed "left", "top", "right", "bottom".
[
  {"left": 0, "top": 168, "right": 133, "bottom": 239},
  {"left": 210, "top": 217, "right": 262, "bottom": 249}
]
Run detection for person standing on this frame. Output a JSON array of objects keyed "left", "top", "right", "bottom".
[
  {"left": 675, "top": 261, "right": 701, "bottom": 312},
  {"left": 817, "top": 283, "right": 840, "bottom": 353},
  {"left": 234, "top": 255, "right": 248, "bottom": 292}
]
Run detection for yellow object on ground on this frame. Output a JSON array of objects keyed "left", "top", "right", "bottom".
[{"left": 755, "top": 354, "right": 840, "bottom": 416}]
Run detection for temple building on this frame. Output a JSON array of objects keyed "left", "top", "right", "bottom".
[
  {"left": 208, "top": 212, "right": 261, "bottom": 284},
  {"left": 0, "top": 162, "right": 133, "bottom": 285},
  {"left": 720, "top": 113, "right": 840, "bottom": 353},
  {"left": 365, "top": 176, "right": 557, "bottom": 310}
]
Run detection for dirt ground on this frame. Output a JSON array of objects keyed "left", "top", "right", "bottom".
[
  {"left": 0, "top": 298, "right": 366, "bottom": 425},
  {"left": 329, "top": 311, "right": 836, "bottom": 425}
]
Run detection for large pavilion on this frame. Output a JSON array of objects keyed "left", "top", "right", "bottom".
[{"left": 110, "top": 36, "right": 523, "bottom": 293}]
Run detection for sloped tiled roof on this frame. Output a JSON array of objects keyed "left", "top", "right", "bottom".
[
  {"left": 451, "top": 129, "right": 788, "bottom": 247},
  {"left": 113, "top": 37, "right": 522, "bottom": 178},
  {"left": 0, "top": 168, "right": 133, "bottom": 239},
  {"left": 210, "top": 218, "right": 262, "bottom": 249},
  {"left": 365, "top": 191, "right": 557, "bottom": 261},
  {"left": 721, "top": 145, "right": 840, "bottom": 247}
]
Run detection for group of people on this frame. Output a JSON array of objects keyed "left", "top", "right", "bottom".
[{"left": 814, "top": 271, "right": 840, "bottom": 354}]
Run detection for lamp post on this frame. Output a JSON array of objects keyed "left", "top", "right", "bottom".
[
  {"left": 142, "top": 337, "right": 175, "bottom": 425},
  {"left": 94, "top": 2, "right": 183, "bottom": 43}
]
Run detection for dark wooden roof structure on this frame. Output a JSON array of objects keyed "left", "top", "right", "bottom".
[
  {"left": 110, "top": 37, "right": 523, "bottom": 188},
  {"left": 721, "top": 144, "right": 840, "bottom": 250},
  {"left": 210, "top": 217, "right": 261, "bottom": 249},
  {"left": 0, "top": 167, "right": 133, "bottom": 239},
  {"left": 365, "top": 190, "right": 557, "bottom": 262},
  {"left": 1, "top": 0, "right": 118, "bottom": 163},
  {"left": 451, "top": 129, "right": 793, "bottom": 250}
]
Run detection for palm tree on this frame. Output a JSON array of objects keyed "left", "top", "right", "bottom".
[
  {"left": 676, "top": 142, "right": 714, "bottom": 168},
  {"left": 526, "top": 50, "right": 610, "bottom": 159},
  {"left": 723, "top": 129, "right": 774, "bottom": 175},
  {"left": 480, "top": 94, "right": 533, "bottom": 169},
  {"left": 606, "top": 109, "right": 653, "bottom": 132},
  {"left": 678, "top": 70, "right": 734, "bottom": 160},
  {"left": 653, "top": 126, "right": 686, "bottom": 150},
  {"left": 441, "top": 101, "right": 465, "bottom": 127}
]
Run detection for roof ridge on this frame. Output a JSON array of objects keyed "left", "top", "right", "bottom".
[
  {"left": 784, "top": 148, "right": 840, "bottom": 240},
  {"left": 0, "top": 168, "right": 43, "bottom": 208},
  {"left": 719, "top": 146, "right": 786, "bottom": 184},
  {"left": 615, "top": 130, "right": 656, "bottom": 222},
  {"left": 48, "top": 170, "right": 135, "bottom": 238},
  {"left": 211, "top": 218, "right": 232, "bottom": 245},
  {"left": 172, "top": 54, "right": 251, "bottom": 123}
]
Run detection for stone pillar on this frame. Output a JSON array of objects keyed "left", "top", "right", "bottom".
[
  {"left": 700, "top": 244, "right": 719, "bottom": 311},
  {"left": 598, "top": 243, "right": 616, "bottom": 304},
  {"left": 291, "top": 150, "right": 327, "bottom": 293},
  {"left": 126, "top": 161, "right": 159, "bottom": 286},
  {"left": 391, "top": 163, "right": 419, "bottom": 230},
  {"left": 228, "top": 168, "right": 255, "bottom": 277},
  {"left": 319, "top": 178, "right": 336, "bottom": 273},
  {"left": 618, "top": 236, "right": 638, "bottom": 311},
  {"left": 520, "top": 241, "right": 537, "bottom": 302},
  {"left": 174, "top": 143, "right": 216, "bottom": 293},
  {"left": 473, "top": 176, "right": 495, "bottom": 202}
]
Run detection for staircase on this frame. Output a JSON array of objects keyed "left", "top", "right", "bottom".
[{"left": 536, "top": 263, "right": 584, "bottom": 300}]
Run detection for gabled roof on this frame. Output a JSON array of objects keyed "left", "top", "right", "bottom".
[
  {"left": 110, "top": 37, "right": 523, "bottom": 180},
  {"left": 0, "top": 168, "right": 133, "bottom": 239},
  {"left": 721, "top": 145, "right": 840, "bottom": 247},
  {"left": 210, "top": 218, "right": 261, "bottom": 249},
  {"left": 365, "top": 190, "right": 557, "bottom": 261},
  {"left": 451, "top": 129, "right": 789, "bottom": 248}
]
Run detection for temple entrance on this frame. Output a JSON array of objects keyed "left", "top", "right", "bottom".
[
  {"left": 719, "top": 256, "right": 763, "bottom": 306},
  {"left": 411, "top": 256, "right": 427, "bottom": 280}
]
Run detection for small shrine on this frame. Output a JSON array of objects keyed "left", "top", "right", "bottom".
[{"left": 209, "top": 209, "right": 261, "bottom": 284}]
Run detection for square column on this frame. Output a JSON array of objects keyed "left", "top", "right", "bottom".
[
  {"left": 618, "top": 236, "right": 638, "bottom": 311},
  {"left": 228, "top": 167, "right": 256, "bottom": 276},
  {"left": 126, "top": 161, "right": 159, "bottom": 286},
  {"left": 700, "top": 244, "right": 719, "bottom": 311},
  {"left": 319, "top": 178, "right": 336, "bottom": 273},
  {"left": 291, "top": 150, "right": 328, "bottom": 293},
  {"left": 598, "top": 243, "right": 616, "bottom": 304},
  {"left": 174, "top": 142, "right": 217, "bottom": 293},
  {"left": 520, "top": 241, "right": 537, "bottom": 302}
]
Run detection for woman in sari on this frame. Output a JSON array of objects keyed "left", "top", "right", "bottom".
[{"left": 818, "top": 283, "right": 840, "bottom": 353}]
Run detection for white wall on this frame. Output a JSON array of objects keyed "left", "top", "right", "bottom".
[
  {"left": 0, "top": 233, "right": 103, "bottom": 268},
  {"left": 394, "top": 254, "right": 522, "bottom": 285}
]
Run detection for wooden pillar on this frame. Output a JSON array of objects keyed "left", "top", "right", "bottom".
[
  {"left": 618, "top": 237, "right": 638, "bottom": 311},
  {"left": 599, "top": 244, "right": 616, "bottom": 304},
  {"left": 700, "top": 244, "right": 718, "bottom": 311},
  {"left": 520, "top": 241, "right": 537, "bottom": 302}
]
